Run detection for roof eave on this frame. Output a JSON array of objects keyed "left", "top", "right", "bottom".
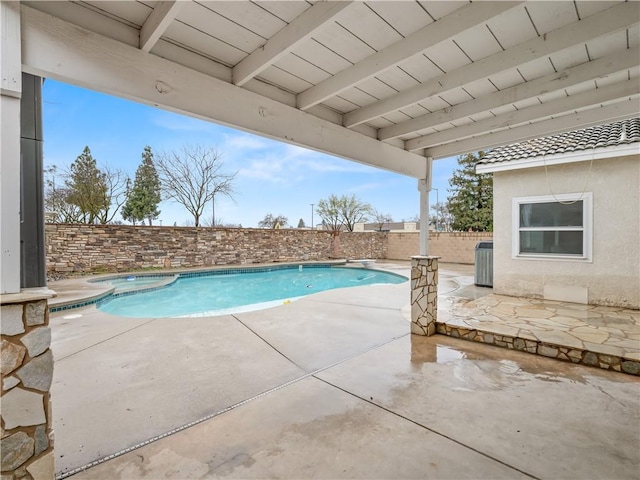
[{"left": 476, "top": 143, "right": 640, "bottom": 174}]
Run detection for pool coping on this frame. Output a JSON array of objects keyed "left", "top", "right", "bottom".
[{"left": 48, "top": 260, "right": 395, "bottom": 313}]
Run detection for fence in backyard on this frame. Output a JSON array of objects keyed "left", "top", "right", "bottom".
[
  {"left": 45, "top": 224, "right": 491, "bottom": 274},
  {"left": 386, "top": 231, "right": 493, "bottom": 264}
]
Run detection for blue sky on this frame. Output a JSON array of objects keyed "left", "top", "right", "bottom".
[{"left": 42, "top": 79, "right": 459, "bottom": 228}]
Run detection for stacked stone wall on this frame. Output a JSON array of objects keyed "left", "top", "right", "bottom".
[
  {"left": 1, "top": 296, "right": 54, "bottom": 478},
  {"left": 387, "top": 231, "right": 493, "bottom": 263},
  {"left": 45, "top": 224, "right": 387, "bottom": 274},
  {"left": 329, "top": 232, "right": 386, "bottom": 260}
]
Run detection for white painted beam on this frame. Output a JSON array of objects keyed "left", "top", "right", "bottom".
[
  {"left": 379, "top": 47, "right": 640, "bottom": 141},
  {"left": 140, "top": 0, "right": 186, "bottom": 52},
  {"left": 17, "top": 1, "right": 354, "bottom": 132},
  {"left": 21, "top": 5, "right": 427, "bottom": 178},
  {"left": 424, "top": 100, "right": 640, "bottom": 160},
  {"left": 418, "top": 157, "right": 432, "bottom": 256},
  {"left": 233, "top": 1, "right": 352, "bottom": 87},
  {"left": 344, "top": 2, "right": 639, "bottom": 128},
  {"left": 406, "top": 79, "right": 640, "bottom": 151},
  {"left": 1, "top": 0, "right": 22, "bottom": 293},
  {"left": 1, "top": 0, "right": 21, "bottom": 97},
  {"left": 297, "top": 2, "right": 520, "bottom": 111}
]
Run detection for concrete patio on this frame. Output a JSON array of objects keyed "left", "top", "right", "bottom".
[{"left": 48, "top": 262, "right": 640, "bottom": 479}]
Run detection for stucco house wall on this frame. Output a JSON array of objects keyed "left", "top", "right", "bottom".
[{"left": 493, "top": 155, "right": 639, "bottom": 309}]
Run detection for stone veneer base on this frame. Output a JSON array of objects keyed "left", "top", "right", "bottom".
[
  {"left": 410, "top": 256, "right": 439, "bottom": 336},
  {"left": 1, "top": 290, "right": 55, "bottom": 479},
  {"left": 435, "top": 322, "right": 640, "bottom": 376}
]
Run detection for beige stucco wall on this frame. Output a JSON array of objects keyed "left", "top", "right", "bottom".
[
  {"left": 386, "top": 232, "right": 493, "bottom": 263},
  {"left": 493, "top": 155, "right": 639, "bottom": 309}
]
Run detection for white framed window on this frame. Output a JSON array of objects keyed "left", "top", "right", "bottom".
[{"left": 512, "top": 193, "right": 592, "bottom": 262}]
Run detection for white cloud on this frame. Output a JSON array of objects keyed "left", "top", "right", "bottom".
[
  {"left": 234, "top": 143, "right": 376, "bottom": 185},
  {"left": 237, "top": 159, "right": 287, "bottom": 184}
]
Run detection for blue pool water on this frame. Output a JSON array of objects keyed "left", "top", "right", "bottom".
[
  {"left": 94, "top": 275, "right": 172, "bottom": 292},
  {"left": 97, "top": 266, "right": 406, "bottom": 318}
]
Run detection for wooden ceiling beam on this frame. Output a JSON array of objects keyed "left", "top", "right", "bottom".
[
  {"left": 379, "top": 47, "right": 640, "bottom": 141},
  {"left": 406, "top": 79, "right": 640, "bottom": 151},
  {"left": 423, "top": 101, "right": 639, "bottom": 160},
  {"left": 22, "top": 5, "right": 427, "bottom": 178},
  {"left": 233, "top": 1, "right": 352, "bottom": 87},
  {"left": 344, "top": 2, "right": 639, "bottom": 128},
  {"left": 140, "top": 0, "right": 186, "bottom": 52},
  {"left": 296, "top": 1, "right": 520, "bottom": 111}
]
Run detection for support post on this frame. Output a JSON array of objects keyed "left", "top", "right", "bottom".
[
  {"left": 1, "top": 7, "right": 55, "bottom": 477},
  {"left": 412, "top": 156, "right": 438, "bottom": 335},
  {"left": 411, "top": 255, "right": 439, "bottom": 336},
  {"left": 21, "top": 73, "right": 46, "bottom": 288},
  {"left": 417, "top": 156, "right": 433, "bottom": 256}
]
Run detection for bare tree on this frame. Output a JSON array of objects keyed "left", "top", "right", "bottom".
[
  {"left": 97, "top": 165, "right": 129, "bottom": 224},
  {"left": 430, "top": 201, "right": 454, "bottom": 232},
  {"left": 316, "top": 194, "right": 372, "bottom": 232},
  {"left": 338, "top": 194, "right": 372, "bottom": 232},
  {"left": 316, "top": 194, "right": 343, "bottom": 232},
  {"left": 156, "top": 145, "right": 237, "bottom": 227},
  {"left": 371, "top": 208, "right": 393, "bottom": 232},
  {"left": 44, "top": 165, "right": 82, "bottom": 223},
  {"left": 258, "top": 214, "right": 288, "bottom": 228}
]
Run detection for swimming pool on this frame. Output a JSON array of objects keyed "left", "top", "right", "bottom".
[
  {"left": 97, "top": 265, "right": 406, "bottom": 318},
  {"left": 93, "top": 275, "right": 175, "bottom": 292}
]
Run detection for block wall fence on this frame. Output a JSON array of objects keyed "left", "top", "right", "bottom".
[
  {"left": 387, "top": 231, "right": 494, "bottom": 264},
  {"left": 44, "top": 224, "right": 491, "bottom": 275}
]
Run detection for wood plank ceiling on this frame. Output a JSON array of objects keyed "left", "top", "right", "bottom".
[{"left": 20, "top": 0, "right": 640, "bottom": 176}]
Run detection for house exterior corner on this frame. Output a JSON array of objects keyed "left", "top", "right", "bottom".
[{"left": 492, "top": 154, "right": 639, "bottom": 309}]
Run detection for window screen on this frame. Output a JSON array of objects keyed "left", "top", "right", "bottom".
[{"left": 513, "top": 194, "right": 591, "bottom": 260}]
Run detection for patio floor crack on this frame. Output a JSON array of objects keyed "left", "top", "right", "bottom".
[{"left": 313, "top": 376, "right": 541, "bottom": 480}]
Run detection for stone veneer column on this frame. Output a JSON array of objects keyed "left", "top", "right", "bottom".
[
  {"left": 411, "top": 256, "right": 439, "bottom": 336},
  {"left": 1, "top": 291, "right": 55, "bottom": 479}
]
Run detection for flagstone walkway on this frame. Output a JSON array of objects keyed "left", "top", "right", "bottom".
[{"left": 437, "top": 280, "right": 640, "bottom": 375}]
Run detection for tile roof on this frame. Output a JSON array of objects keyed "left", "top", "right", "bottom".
[{"left": 478, "top": 118, "right": 640, "bottom": 165}]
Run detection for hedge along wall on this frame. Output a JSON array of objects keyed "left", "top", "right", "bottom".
[{"left": 45, "top": 224, "right": 387, "bottom": 274}]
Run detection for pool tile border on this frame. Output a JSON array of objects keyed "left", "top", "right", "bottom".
[
  {"left": 49, "top": 291, "right": 113, "bottom": 313},
  {"left": 49, "top": 263, "right": 351, "bottom": 314}
]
